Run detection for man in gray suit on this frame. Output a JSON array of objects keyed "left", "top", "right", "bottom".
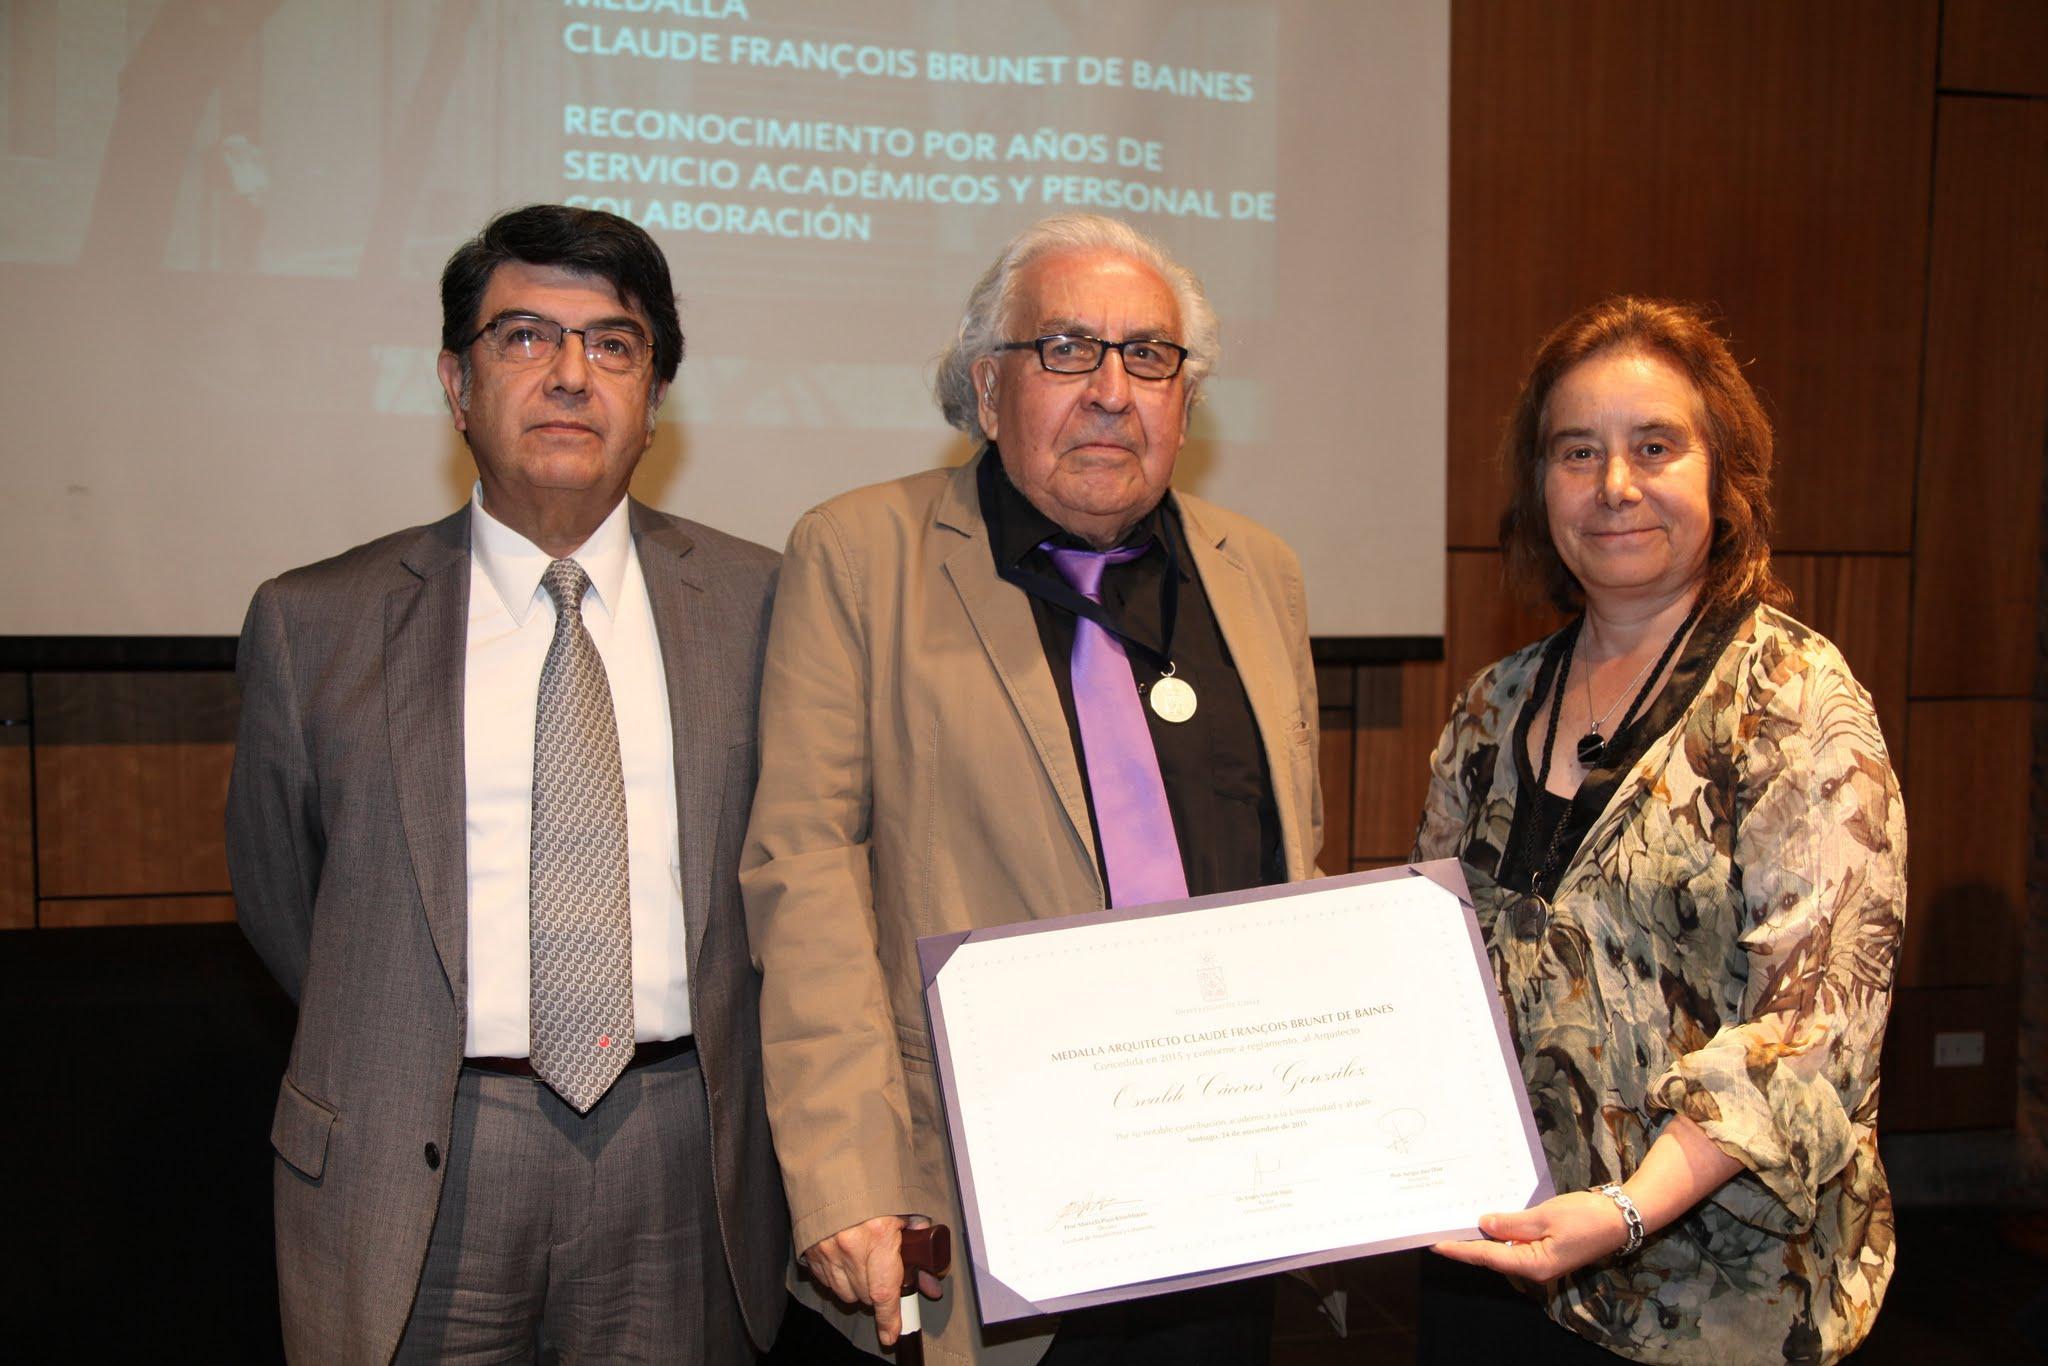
[{"left": 228, "top": 204, "right": 785, "bottom": 1363}]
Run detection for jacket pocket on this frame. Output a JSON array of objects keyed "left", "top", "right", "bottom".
[
  {"left": 270, "top": 1074, "right": 337, "bottom": 1180},
  {"left": 894, "top": 1019, "right": 935, "bottom": 1072}
]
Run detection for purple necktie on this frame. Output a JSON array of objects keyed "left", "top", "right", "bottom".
[{"left": 1044, "top": 544, "right": 1189, "bottom": 908}]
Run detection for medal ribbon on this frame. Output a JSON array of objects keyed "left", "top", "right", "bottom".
[{"left": 997, "top": 534, "right": 1180, "bottom": 673}]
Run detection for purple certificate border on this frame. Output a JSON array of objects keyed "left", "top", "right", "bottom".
[{"left": 916, "top": 859, "right": 1554, "bottom": 1326}]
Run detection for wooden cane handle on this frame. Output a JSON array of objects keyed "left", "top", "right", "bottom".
[{"left": 899, "top": 1223, "right": 951, "bottom": 1292}]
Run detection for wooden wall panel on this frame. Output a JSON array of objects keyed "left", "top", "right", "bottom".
[
  {"left": 0, "top": 744, "right": 30, "bottom": 931},
  {"left": 1772, "top": 554, "right": 1911, "bottom": 760},
  {"left": 1350, "top": 659, "right": 1449, "bottom": 861},
  {"left": 1444, "top": 551, "right": 1567, "bottom": 709},
  {"left": 1317, "top": 664, "right": 1356, "bottom": 871},
  {"left": 39, "top": 895, "right": 236, "bottom": 929},
  {"left": 1448, "top": 0, "right": 1939, "bottom": 552},
  {"left": 1903, "top": 699, "right": 2030, "bottom": 988},
  {"left": 1909, "top": 97, "right": 2048, "bottom": 698},
  {"left": 1882, "top": 984, "right": 2020, "bottom": 1132},
  {"left": 1940, "top": 0, "right": 2048, "bottom": 96},
  {"left": 0, "top": 672, "right": 31, "bottom": 930},
  {"left": 32, "top": 673, "right": 237, "bottom": 899}
]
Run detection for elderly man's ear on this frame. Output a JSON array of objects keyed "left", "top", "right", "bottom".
[{"left": 975, "top": 360, "right": 1000, "bottom": 439}]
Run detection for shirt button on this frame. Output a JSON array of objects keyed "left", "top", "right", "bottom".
[{"left": 424, "top": 1142, "right": 441, "bottom": 1171}]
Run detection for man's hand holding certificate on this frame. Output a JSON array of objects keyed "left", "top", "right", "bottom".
[{"left": 918, "top": 861, "right": 1550, "bottom": 1322}]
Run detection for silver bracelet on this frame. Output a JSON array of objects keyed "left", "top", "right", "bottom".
[{"left": 1591, "top": 1183, "right": 1645, "bottom": 1257}]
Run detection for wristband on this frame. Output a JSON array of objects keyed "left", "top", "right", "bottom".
[{"left": 1591, "top": 1183, "right": 1645, "bottom": 1257}]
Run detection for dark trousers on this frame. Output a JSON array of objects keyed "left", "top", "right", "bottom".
[
  {"left": 1040, "top": 1276, "right": 1274, "bottom": 1365},
  {"left": 1417, "top": 1255, "right": 1621, "bottom": 1363},
  {"left": 774, "top": 1275, "right": 1273, "bottom": 1365}
]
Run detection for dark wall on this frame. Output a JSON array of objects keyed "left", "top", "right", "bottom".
[{"left": 0, "top": 926, "right": 293, "bottom": 1361}]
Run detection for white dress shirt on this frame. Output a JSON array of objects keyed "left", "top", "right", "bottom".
[{"left": 462, "top": 487, "right": 691, "bottom": 1056}]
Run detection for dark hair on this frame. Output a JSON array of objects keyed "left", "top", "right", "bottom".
[
  {"left": 1497, "top": 296, "right": 1789, "bottom": 613},
  {"left": 440, "top": 204, "right": 683, "bottom": 384}
]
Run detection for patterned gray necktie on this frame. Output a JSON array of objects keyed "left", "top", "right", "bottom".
[{"left": 528, "top": 558, "right": 634, "bottom": 1113}]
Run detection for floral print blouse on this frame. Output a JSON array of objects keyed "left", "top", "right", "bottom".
[{"left": 1414, "top": 604, "right": 1904, "bottom": 1364}]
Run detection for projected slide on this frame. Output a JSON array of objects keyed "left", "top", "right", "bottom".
[{"left": 0, "top": 1, "right": 1446, "bottom": 638}]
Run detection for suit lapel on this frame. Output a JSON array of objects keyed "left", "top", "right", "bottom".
[
  {"left": 1178, "top": 496, "right": 1312, "bottom": 879},
  {"left": 385, "top": 509, "right": 472, "bottom": 1002},
  {"left": 935, "top": 459, "right": 1100, "bottom": 880},
  {"left": 633, "top": 502, "right": 717, "bottom": 970}
]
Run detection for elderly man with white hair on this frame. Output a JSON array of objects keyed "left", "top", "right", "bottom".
[{"left": 742, "top": 214, "right": 1323, "bottom": 1366}]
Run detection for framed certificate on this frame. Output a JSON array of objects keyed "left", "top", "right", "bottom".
[{"left": 916, "top": 860, "right": 1551, "bottom": 1324}]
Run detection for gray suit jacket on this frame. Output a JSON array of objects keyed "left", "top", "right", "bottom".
[{"left": 227, "top": 500, "right": 787, "bottom": 1364}]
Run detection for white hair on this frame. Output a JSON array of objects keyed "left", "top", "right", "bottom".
[{"left": 933, "top": 214, "right": 1220, "bottom": 440}]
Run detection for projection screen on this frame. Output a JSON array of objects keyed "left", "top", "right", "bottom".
[{"left": 0, "top": 0, "right": 1447, "bottom": 640}]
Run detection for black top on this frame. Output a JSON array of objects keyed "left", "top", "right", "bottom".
[
  {"left": 977, "top": 450, "right": 1283, "bottom": 897},
  {"left": 1497, "top": 597, "right": 1753, "bottom": 898}
]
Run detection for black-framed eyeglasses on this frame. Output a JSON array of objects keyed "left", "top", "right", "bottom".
[
  {"left": 995, "top": 334, "right": 1190, "bottom": 381},
  {"left": 462, "top": 314, "right": 652, "bottom": 374}
]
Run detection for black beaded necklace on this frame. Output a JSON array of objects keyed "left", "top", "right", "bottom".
[{"left": 1528, "top": 599, "right": 1704, "bottom": 889}]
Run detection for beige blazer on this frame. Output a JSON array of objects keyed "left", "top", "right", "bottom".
[{"left": 740, "top": 454, "right": 1322, "bottom": 1366}]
